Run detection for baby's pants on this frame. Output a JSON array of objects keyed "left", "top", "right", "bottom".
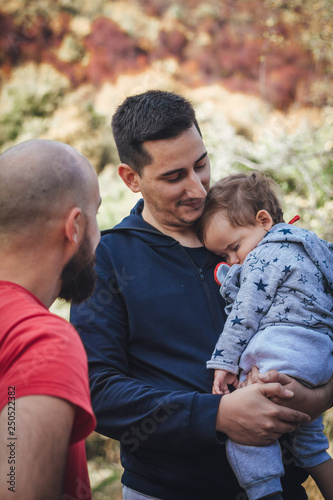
[
  {"left": 227, "top": 325, "right": 333, "bottom": 500},
  {"left": 226, "top": 417, "right": 330, "bottom": 500}
]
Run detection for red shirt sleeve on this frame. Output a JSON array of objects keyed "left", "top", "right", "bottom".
[{"left": 0, "top": 288, "right": 96, "bottom": 443}]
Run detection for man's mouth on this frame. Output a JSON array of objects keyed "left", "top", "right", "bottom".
[{"left": 178, "top": 199, "right": 204, "bottom": 210}]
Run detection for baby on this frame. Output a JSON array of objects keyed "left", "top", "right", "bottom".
[{"left": 196, "top": 171, "right": 333, "bottom": 500}]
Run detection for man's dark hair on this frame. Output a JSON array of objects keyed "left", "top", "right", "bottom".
[{"left": 111, "top": 90, "right": 201, "bottom": 175}]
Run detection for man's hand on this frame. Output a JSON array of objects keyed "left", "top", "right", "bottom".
[
  {"left": 258, "top": 370, "right": 333, "bottom": 420},
  {"left": 239, "top": 365, "right": 261, "bottom": 387},
  {"left": 216, "top": 382, "right": 310, "bottom": 446}
]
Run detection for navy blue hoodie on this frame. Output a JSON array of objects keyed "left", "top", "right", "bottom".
[{"left": 70, "top": 200, "right": 308, "bottom": 500}]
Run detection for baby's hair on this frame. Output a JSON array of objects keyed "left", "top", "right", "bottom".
[{"left": 196, "top": 171, "right": 284, "bottom": 244}]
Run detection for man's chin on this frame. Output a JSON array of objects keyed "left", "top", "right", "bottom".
[
  {"left": 182, "top": 204, "right": 204, "bottom": 220},
  {"left": 57, "top": 286, "right": 95, "bottom": 305},
  {"left": 58, "top": 231, "right": 97, "bottom": 304},
  {"left": 58, "top": 266, "right": 97, "bottom": 304},
  {"left": 179, "top": 212, "right": 203, "bottom": 226}
]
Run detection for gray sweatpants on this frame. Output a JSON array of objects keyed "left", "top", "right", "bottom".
[
  {"left": 226, "top": 417, "right": 330, "bottom": 500},
  {"left": 226, "top": 325, "right": 332, "bottom": 500},
  {"left": 122, "top": 486, "right": 161, "bottom": 499}
]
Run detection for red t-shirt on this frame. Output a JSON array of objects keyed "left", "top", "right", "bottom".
[{"left": 0, "top": 281, "right": 96, "bottom": 499}]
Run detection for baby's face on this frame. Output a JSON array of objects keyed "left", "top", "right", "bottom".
[{"left": 204, "top": 213, "right": 268, "bottom": 265}]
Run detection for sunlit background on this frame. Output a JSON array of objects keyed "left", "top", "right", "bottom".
[{"left": 1, "top": 1, "right": 332, "bottom": 497}]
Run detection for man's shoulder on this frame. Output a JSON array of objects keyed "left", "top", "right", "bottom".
[
  {"left": 0, "top": 281, "right": 51, "bottom": 329},
  {"left": 1, "top": 280, "right": 70, "bottom": 324},
  {"left": 101, "top": 199, "right": 145, "bottom": 234},
  {"left": 0, "top": 296, "right": 93, "bottom": 428},
  {"left": 0, "top": 282, "right": 82, "bottom": 361},
  {"left": 98, "top": 216, "right": 174, "bottom": 260}
]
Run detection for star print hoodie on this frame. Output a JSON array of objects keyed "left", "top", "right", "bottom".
[{"left": 207, "top": 223, "right": 333, "bottom": 379}]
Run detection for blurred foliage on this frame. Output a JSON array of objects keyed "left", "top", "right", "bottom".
[
  {"left": 264, "top": 0, "right": 333, "bottom": 64},
  {"left": 263, "top": 0, "right": 333, "bottom": 106},
  {"left": 0, "top": 86, "right": 65, "bottom": 146},
  {"left": 1, "top": 0, "right": 333, "bottom": 108},
  {"left": 86, "top": 433, "right": 122, "bottom": 500}
]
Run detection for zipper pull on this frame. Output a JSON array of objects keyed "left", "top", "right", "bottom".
[{"left": 198, "top": 268, "right": 204, "bottom": 281}]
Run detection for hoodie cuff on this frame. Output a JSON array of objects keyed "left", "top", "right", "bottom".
[{"left": 189, "top": 393, "right": 227, "bottom": 448}]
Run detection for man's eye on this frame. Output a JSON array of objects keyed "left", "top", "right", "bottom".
[
  {"left": 166, "top": 173, "right": 183, "bottom": 182},
  {"left": 195, "top": 162, "right": 206, "bottom": 170},
  {"left": 167, "top": 176, "right": 181, "bottom": 183}
]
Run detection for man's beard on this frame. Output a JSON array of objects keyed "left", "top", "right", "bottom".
[{"left": 58, "top": 232, "right": 97, "bottom": 304}]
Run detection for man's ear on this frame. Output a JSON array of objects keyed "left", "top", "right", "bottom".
[
  {"left": 256, "top": 210, "right": 273, "bottom": 231},
  {"left": 118, "top": 164, "right": 141, "bottom": 193},
  {"left": 64, "top": 207, "right": 83, "bottom": 245}
]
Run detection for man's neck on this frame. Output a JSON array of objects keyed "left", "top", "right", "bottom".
[
  {"left": 165, "top": 228, "right": 203, "bottom": 247},
  {"left": 142, "top": 208, "right": 203, "bottom": 248},
  {"left": 0, "top": 252, "right": 60, "bottom": 308}
]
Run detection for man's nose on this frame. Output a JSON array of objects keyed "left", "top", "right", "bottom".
[{"left": 186, "top": 172, "right": 207, "bottom": 199}]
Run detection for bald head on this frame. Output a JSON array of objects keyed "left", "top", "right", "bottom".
[{"left": 0, "top": 139, "right": 95, "bottom": 238}]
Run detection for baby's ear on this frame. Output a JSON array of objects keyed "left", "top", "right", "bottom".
[{"left": 256, "top": 210, "right": 273, "bottom": 231}]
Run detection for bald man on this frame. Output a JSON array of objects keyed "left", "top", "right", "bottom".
[{"left": 0, "top": 140, "right": 101, "bottom": 500}]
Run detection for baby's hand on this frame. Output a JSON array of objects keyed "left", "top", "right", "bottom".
[{"left": 213, "top": 369, "right": 239, "bottom": 395}]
